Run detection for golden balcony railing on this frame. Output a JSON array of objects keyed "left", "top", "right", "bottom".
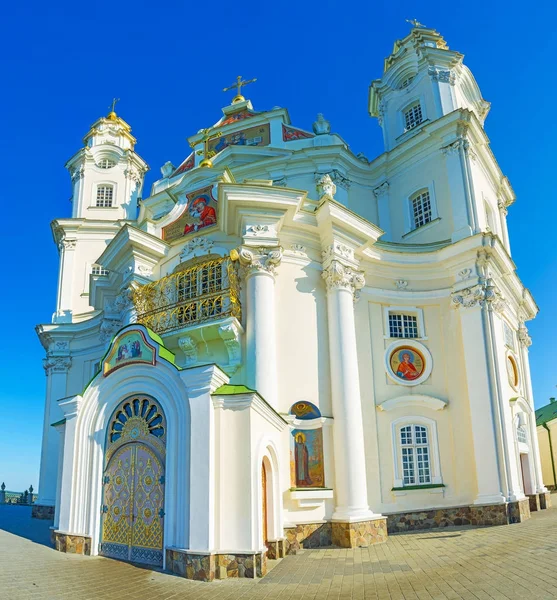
[{"left": 132, "top": 256, "right": 241, "bottom": 335}]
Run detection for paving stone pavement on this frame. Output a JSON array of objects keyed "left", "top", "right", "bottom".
[{"left": 2, "top": 503, "right": 557, "bottom": 599}]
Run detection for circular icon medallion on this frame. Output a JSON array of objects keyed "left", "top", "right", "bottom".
[{"left": 389, "top": 346, "right": 425, "bottom": 381}]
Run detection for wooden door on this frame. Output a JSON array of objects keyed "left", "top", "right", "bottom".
[{"left": 262, "top": 462, "right": 268, "bottom": 544}]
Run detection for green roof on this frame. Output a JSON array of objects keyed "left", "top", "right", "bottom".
[
  {"left": 536, "top": 401, "right": 557, "bottom": 426},
  {"left": 213, "top": 384, "right": 256, "bottom": 395}
]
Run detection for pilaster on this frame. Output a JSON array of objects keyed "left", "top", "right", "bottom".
[{"left": 373, "top": 182, "right": 391, "bottom": 242}]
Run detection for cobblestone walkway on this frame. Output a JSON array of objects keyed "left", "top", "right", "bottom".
[{"left": 2, "top": 503, "right": 557, "bottom": 599}]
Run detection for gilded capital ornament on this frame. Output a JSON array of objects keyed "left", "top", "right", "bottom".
[{"left": 322, "top": 260, "right": 365, "bottom": 294}]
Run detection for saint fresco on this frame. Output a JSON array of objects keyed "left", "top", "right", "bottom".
[
  {"left": 290, "top": 428, "right": 325, "bottom": 488},
  {"left": 162, "top": 185, "right": 218, "bottom": 242},
  {"left": 389, "top": 346, "right": 425, "bottom": 381},
  {"left": 103, "top": 330, "right": 155, "bottom": 376}
]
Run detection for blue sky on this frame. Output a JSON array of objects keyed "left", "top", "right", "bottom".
[{"left": 1, "top": 1, "right": 556, "bottom": 492}]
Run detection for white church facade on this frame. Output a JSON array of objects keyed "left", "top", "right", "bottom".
[{"left": 34, "top": 26, "right": 550, "bottom": 581}]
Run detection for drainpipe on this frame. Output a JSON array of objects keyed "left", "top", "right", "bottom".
[{"left": 542, "top": 422, "right": 557, "bottom": 489}]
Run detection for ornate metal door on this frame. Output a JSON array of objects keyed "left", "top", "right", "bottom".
[{"left": 100, "top": 396, "right": 166, "bottom": 567}]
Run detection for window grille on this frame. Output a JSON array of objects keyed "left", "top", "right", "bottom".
[
  {"left": 404, "top": 103, "right": 423, "bottom": 131},
  {"left": 504, "top": 322, "right": 515, "bottom": 350},
  {"left": 97, "top": 158, "right": 116, "bottom": 169},
  {"left": 91, "top": 265, "right": 109, "bottom": 276},
  {"left": 400, "top": 425, "right": 431, "bottom": 485},
  {"left": 177, "top": 261, "right": 225, "bottom": 326},
  {"left": 389, "top": 314, "right": 419, "bottom": 338},
  {"left": 96, "top": 185, "right": 114, "bottom": 207},
  {"left": 412, "top": 190, "right": 432, "bottom": 229},
  {"left": 517, "top": 425, "right": 528, "bottom": 444}
]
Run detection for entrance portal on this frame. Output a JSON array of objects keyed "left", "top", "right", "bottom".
[{"left": 100, "top": 396, "right": 166, "bottom": 567}]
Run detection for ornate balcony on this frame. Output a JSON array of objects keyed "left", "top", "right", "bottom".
[{"left": 132, "top": 256, "right": 241, "bottom": 336}]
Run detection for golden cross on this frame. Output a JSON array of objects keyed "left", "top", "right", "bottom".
[
  {"left": 406, "top": 18, "right": 425, "bottom": 28},
  {"left": 108, "top": 98, "right": 120, "bottom": 114},
  {"left": 190, "top": 128, "right": 223, "bottom": 168},
  {"left": 223, "top": 75, "right": 257, "bottom": 104}
]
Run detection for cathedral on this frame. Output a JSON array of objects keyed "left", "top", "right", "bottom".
[{"left": 35, "top": 25, "right": 550, "bottom": 581}]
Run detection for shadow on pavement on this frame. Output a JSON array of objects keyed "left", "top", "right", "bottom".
[{"left": 0, "top": 505, "right": 52, "bottom": 547}]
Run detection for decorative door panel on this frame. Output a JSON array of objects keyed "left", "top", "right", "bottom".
[
  {"left": 130, "top": 444, "right": 165, "bottom": 565},
  {"left": 101, "top": 445, "right": 134, "bottom": 560},
  {"left": 100, "top": 395, "right": 166, "bottom": 567}
]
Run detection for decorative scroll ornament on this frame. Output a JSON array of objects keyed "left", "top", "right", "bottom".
[
  {"left": 100, "top": 318, "right": 122, "bottom": 343},
  {"left": 451, "top": 278, "right": 506, "bottom": 312},
  {"left": 322, "top": 242, "right": 354, "bottom": 263},
  {"left": 179, "top": 237, "right": 214, "bottom": 263},
  {"left": 290, "top": 243, "right": 307, "bottom": 255},
  {"left": 395, "top": 280, "right": 408, "bottom": 290},
  {"left": 373, "top": 182, "right": 389, "bottom": 198},
  {"left": 518, "top": 324, "right": 532, "bottom": 348},
  {"left": 70, "top": 165, "right": 85, "bottom": 183},
  {"left": 218, "top": 322, "right": 242, "bottom": 373},
  {"left": 178, "top": 336, "right": 197, "bottom": 367},
  {"left": 43, "top": 356, "right": 72, "bottom": 375},
  {"left": 457, "top": 268, "right": 473, "bottom": 281},
  {"left": 237, "top": 246, "right": 283, "bottom": 277},
  {"left": 111, "top": 287, "right": 133, "bottom": 314},
  {"left": 59, "top": 238, "right": 77, "bottom": 251},
  {"left": 428, "top": 67, "right": 455, "bottom": 85},
  {"left": 316, "top": 174, "right": 336, "bottom": 201},
  {"left": 441, "top": 138, "right": 468, "bottom": 157},
  {"left": 322, "top": 260, "right": 365, "bottom": 295}
]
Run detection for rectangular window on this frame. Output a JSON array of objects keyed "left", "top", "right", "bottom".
[
  {"left": 91, "top": 265, "right": 109, "bottom": 276},
  {"left": 96, "top": 185, "right": 114, "bottom": 207},
  {"left": 389, "top": 314, "right": 418, "bottom": 339},
  {"left": 176, "top": 261, "right": 226, "bottom": 326},
  {"left": 404, "top": 104, "right": 423, "bottom": 131},
  {"left": 412, "top": 190, "right": 432, "bottom": 229},
  {"left": 399, "top": 424, "right": 431, "bottom": 486}
]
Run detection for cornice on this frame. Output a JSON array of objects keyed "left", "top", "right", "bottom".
[{"left": 211, "top": 391, "right": 288, "bottom": 432}]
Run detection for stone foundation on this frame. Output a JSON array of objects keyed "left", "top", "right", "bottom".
[
  {"left": 539, "top": 491, "right": 552, "bottom": 510},
  {"left": 53, "top": 531, "right": 91, "bottom": 555},
  {"left": 284, "top": 521, "right": 332, "bottom": 555},
  {"left": 386, "top": 500, "right": 531, "bottom": 533},
  {"left": 528, "top": 494, "right": 541, "bottom": 512},
  {"left": 165, "top": 549, "right": 267, "bottom": 582},
  {"left": 32, "top": 504, "right": 55, "bottom": 520},
  {"left": 266, "top": 538, "right": 286, "bottom": 559},
  {"left": 331, "top": 518, "right": 388, "bottom": 548}
]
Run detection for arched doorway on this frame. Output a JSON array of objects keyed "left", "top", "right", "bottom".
[{"left": 100, "top": 396, "right": 166, "bottom": 567}]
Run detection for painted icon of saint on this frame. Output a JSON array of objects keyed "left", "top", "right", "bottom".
[
  {"left": 294, "top": 432, "right": 313, "bottom": 487},
  {"left": 183, "top": 195, "right": 217, "bottom": 235},
  {"left": 390, "top": 348, "right": 425, "bottom": 381}
]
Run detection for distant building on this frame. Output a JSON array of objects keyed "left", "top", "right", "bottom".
[
  {"left": 536, "top": 398, "right": 557, "bottom": 490},
  {"left": 35, "top": 25, "right": 549, "bottom": 581}
]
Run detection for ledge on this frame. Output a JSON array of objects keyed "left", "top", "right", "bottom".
[
  {"left": 391, "top": 484, "right": 445, "bottom": 491},
  {"left": 289, "top": 488, "right": 334, "bottom": 508}
]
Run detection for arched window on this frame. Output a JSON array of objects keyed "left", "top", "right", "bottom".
[
  {"left": 410, "top": 189, "right": 433, "bottom": 229},
  {"left": 107, "top": 396, "right": 166, "bottom": 445},
  {"left": 96, "top": 184, "right": 114, "bottom": 207}
]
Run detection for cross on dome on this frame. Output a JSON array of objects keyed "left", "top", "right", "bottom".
[{"left": 223, "top": 75, "right": 257, "bottom": 105}]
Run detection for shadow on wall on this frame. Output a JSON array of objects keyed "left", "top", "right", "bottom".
[{"left": 0, "top": 505, "right": 52, "bottom": 547}]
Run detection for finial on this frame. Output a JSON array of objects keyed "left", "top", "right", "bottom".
[
  {"left": 406, "top": 18, "right": 425, "bottom": 28},
  {"left": 313, "top": 113, "right": 331, "bottom": 135},
  {"left": 107, "top": 98, "right": 120, "bottom": 120},
  {"left": 223, "top": 75, "right": 257, "bottom": 104}
]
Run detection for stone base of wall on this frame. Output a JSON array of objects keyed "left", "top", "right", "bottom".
[
  {"left": 165, "top": 549, "right": 267, "bottom": 582},
  {"left": 386, "top": 500, "right": 531, "bottom": 534},
  {"left": 284, "top": 521, "right": 332, "bottom": 555},
  {"left": 266, "top": 538, "right": 286, "bottom": 559},
  {"left": 32, "top": 504, "right": 55, "bottom": 520},
  {"left": 53, "top": 531, "right": 91, "bottom": 555},
  {"left": 331, "top": 518, "right": 388, "bottom": 548},
  {"left": 539, "top": 491, "right": 552, "bottom": 510}
]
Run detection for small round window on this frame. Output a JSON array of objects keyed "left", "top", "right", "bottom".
[{"left": 97, "top": 158, "right": 116, "bottom": 169}]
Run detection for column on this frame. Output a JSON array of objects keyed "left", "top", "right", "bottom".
[
  {"left": 497, "top": 199, "right": 512, "bottom": 254},
  {"left": 238, "top": 246, "right": 282, "bottom": 408},
  {"left": 518, "top": 323, "right": 547, "bottom": 493},
  {"left": 373, "top": 182, "right": 391, "bottom": 241},
  {"left": 56, "top": 395, "right": 82, "bottom": 534},
  {"left": 452, "top": 284, "right": 506, "bottom": 504},
  {"left": 54, "top": 238, "right": 77, "bottom": 323},
  {"left": 443, "top": 137, "right": 477, "bottom": 242},
  {"left": 322, "top": 259, "right": 375, "bottom": 521},
  {"left": 37, "top": 355, "right": 71, "bottom": 507}
]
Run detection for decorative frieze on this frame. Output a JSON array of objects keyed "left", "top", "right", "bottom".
[
  {"left": 322, "top": 260, "right": 365, "bottom": 294},
  {"left": 43, "top": 356, "right": 72, "bottom": 376},
  {"left": 178, "top": 336, "right": 198, "bottom": 367},
  {"left": 451, "top": 278, "right": 506, "bottom": 313},
  {"left": 237, "top": 246, "right": 283, "bottom": 277},
  {"left": 180, "top": 237, "right": 214, "bottom": 263}
]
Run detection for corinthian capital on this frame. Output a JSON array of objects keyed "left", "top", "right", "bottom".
[
  {"left": 322, "top": 260, "right": 365, "bottom": 295},
  {"left": 43, "top": 356, "right": 72, "bottom": 376},
  {"left": 237, "top": 246, "right": 283, "bottom": 277},
  {"left": 451, "top": 278, "right": 506, "bottom": 313}
]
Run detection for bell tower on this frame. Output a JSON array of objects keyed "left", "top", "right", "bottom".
[
  {"left": 369, "top": 25, "right": 490, "bottom": 152},
  {"left": 66, "top": 102, "right": 148, "bottom": 220}
]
